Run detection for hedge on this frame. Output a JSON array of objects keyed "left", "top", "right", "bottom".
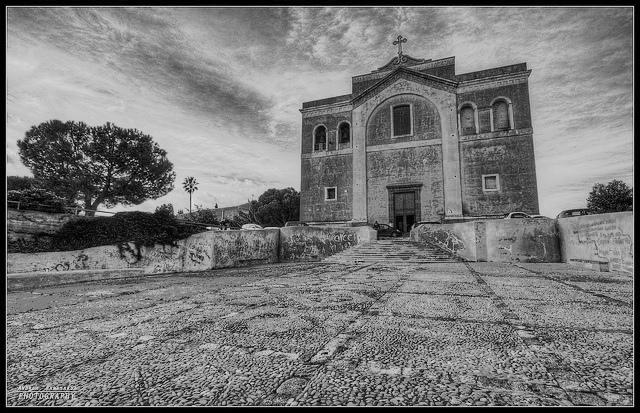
[{"left": 49, "top": 210, "right": 205, "bottom": 252}]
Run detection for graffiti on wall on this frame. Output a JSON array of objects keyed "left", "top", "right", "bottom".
[
  {"left": 43, "top": 253, "right": 90, "bottom": 272},
  {"left": 572, "top": 219, "right": 633, "bottom": 271},
  {"left": 495, "top": 225, "right": 560, "bottom": 263},
  {"left": 144, "top": 244, "right": 183, "bottom": 274},
  {"left": 187, "top": 241, "right": 211, "bottom": 264},
  {"left": 118, "top": 242, "right": 142, "bottom": 264},
  {"left": 281, "top": 230, "right": 360, "bottom": 261},
  {"left": 211, "top": 233, "right": 277, "bottom": 268},
  {"left": 414, "top": 225, "right": 465, "bottom": 254}
]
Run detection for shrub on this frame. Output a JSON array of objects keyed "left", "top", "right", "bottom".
[
  {"left": 7, "top": 188, "right": 72, "bottom": 213},
  {"left": 181, "top": 204, "right": 220, "bottom": 225},
  {"left": 49, "top": 210, "right": 205, "bottom": 252},
  {"left": 7, "top": 175, "right": 40, "bottom": 191},
  {"left": 7, "top": 236, "right": 54, "bottom": 254}
]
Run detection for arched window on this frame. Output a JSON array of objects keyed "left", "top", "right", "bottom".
[
  {"left": 492, "top": 100, "right": 510, "bottom": 131},
  {"left": 313, "top": 125, "right": 327, "bottom": 151},
  {"left": 460, "top": 105, "right": 476, "bottom": 135},
  {"left": 338, "top": 122, "right": 351, "bottom": 145}
]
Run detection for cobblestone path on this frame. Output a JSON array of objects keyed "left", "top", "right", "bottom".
[{"left": 6, "top": 261, "right": 633, "bottom": 406}]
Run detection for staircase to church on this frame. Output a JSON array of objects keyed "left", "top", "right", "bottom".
[{"left": 323, "top": 239, "right": 461, "bottom": 265}]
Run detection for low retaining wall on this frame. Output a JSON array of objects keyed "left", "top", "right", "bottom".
[
  {"left": 7, "top": 209, "right": 82, "bottom": 252},
  {"left": 279, "top": 226, "right": 376, "bottom": 261},
  {"left": 7, "top": 226, "right": 375, "bottom": 279},
  {"left": 557, "top": 211, "right": 633, "bottom": 274},
  {"left": 7, "top": 229, "right": 280, "bottom": 275},
  {"left": 410, "top": 222, "right": 478, "bottom": 261},
  {"left": 484, "top": 219, "right": 561, "bottom": 263},
  {"left": 7, "top": 209, "right": 80, "bottom": 237},
  {"left": 411, "top": 218, "right": 561, "bottom": 263}
]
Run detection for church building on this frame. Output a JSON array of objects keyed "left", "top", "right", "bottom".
[{"left": 299, "top": 36, "right": 539, "bottom": 233}]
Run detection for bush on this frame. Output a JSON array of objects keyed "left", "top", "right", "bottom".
[
  {"left": 180, "top": 205, "right": 220, "bottom": 225},
  {"left": 49, "top": 210, "right": 205, "bottom": 252},
  {"left": 7, "top": 188, "right": 71, "bottom": 213},
  {"left": 8, "top": 236, "right": 54, "bottom": 254},
  {"left": 7, "top": 175, "right": 40, "bottom": 191}
]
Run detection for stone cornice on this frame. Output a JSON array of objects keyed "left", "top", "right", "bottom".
[
  {"left": 300, "top": 103, "right": 353, "bottom": 118},
  {"left": 354, "top": 56, "right": 456, "bottom": 82},
  {"left": 459, "top": 128, "right": 533, "bottom": 142},
  {"left": 408, "top": 57, "right": 456, "bottom": 72},
  {"left": 352, "top": 67, "right": 458, "bottom": 108},
  {"left": 457, "top": 71, "right": 531, "bottom": 93}
]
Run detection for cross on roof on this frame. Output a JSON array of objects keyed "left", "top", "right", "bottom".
[{"left": 392, "top": 35, "right": 408, "bottom": 64}]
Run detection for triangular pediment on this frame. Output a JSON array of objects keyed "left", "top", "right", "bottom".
[
  {"left": 351, "top": 66, "right": 458, "bottom": 108},
  {"left": 375, "top": 54, "right": 429, "bottom": 72}
]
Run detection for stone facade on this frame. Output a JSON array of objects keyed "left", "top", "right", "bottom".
[{"left": 300, "top": 49, "right": 539, "bottom": 231}]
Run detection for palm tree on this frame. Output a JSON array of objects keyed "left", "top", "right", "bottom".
[{"left": 182, "top": 176, "right": 199, "bottom": 214}]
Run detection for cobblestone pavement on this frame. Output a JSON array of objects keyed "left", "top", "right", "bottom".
[{"left": 6, "top": 261, "right": 634, "bottom": 406}]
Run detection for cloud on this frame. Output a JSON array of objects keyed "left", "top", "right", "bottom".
[{"left": 6, "top": 7, "right": 633, "bottom": 217}]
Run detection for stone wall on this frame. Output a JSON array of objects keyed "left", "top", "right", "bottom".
[
  {"left": 7, "top": 226, "right": 375, "bottom": 275},
  {"left": 456, "top": 81, "right": 532, "bottom": 130},
  {"left": 366, "top": 146, "right": 444, "bottom": 224},
  {"left": 300, "top": 154, "right": 353, "bottom": 222},
  {"left": 411, "top": 218, "right": 560, "bottom": 263},
  {"left": 365, "top": 94, "right": 441, "bottom": 146},
  {"left": 410, "top": 222, "right": 477, "bottom": 261},
  {"left": 556, "top": 212, "right": 633, "bottom": 274},
  {"left": 7, "top": 229, "right": 280, "bottom": 275},
  {"left": 7, "top": 209, "right": 82, "bottom": 251},
  {"left": 301, "top": 110, "right": 352, "bottom": 154},
  {"left": 459, "top": 133, "right": 539, "bottom": 216},
  {"left": 279, "top": 226, "right": 376, "bottom": 262},
  {"left": 7, "top": 244, "right": 131, "bottom": 274},
  {"left": 483, "top": 219, "right": 560, "bottom": 263}
]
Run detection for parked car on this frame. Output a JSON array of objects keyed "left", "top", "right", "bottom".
[
  {"left": 241, "top": 223, "right": 263, "bottom": 230},
  {"left": 504, "top": 212, "right": 531, "bottom": 219},
  {"left": 284, "top": 221, "right": 308, "bottom": 227},
  {"left": 556, "top": 209, "right": 590, "bottom": 219},
  {"left": 375, "top": 223, "right": 402, "bottom": 238},
  {"left": 530, "top": 214, "right": 552, "bottom": 219}
]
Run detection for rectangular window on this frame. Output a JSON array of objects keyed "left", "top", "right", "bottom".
[
  {"left": 392, "top": 104, "right": 412, "bottom": 137},
  {"left": 324, "top": 186, "right": 337, "bottom": 201},
  {"left": 482, "top": 174, "right": 500, "bottom": 192}
]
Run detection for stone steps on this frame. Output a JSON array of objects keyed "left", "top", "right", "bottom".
[{"left": 324, "top": 239, "right": 459, "bottom": 264}]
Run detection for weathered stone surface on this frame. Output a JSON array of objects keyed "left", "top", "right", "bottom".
[
  {"left": 412, "top": 218, "right": 561, "bottom": 263},
  {"left": 7, "top": 210, "right": 84, "bottom": 252},
  {"left": 366, "top": 146, "right": 444, "bottom": 224},
  {"left": 279, "top": 226, "right": 376, "bottom": 262},
  {"left": 484, "top": 218, "right": 560, "bottom": 263},
  {"left": 366, "top": 94, "right": 441, "bottom": 146},
  {"left": 300, "top": 155, "right": 352, "bottom": 222},
  {"left": 8, "top": 229, "right": 279, "bottom": 276},
  {"left": 301, "top": 111, "right": 352, "bottom": 155},
  {"left": 7, "top": 209, "right": 81, "bottom": 237},
  {"left": 460, "top": 134, "right": 539, "bottom": 216},
  {"left": 557, "top": 211, "right": 633, "bottom": 274},
  {"left": 411, "top": 222, "right": 476, "bottom": 261}
]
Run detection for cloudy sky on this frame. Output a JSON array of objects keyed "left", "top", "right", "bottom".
[{"left": 6, "top": 6, "right": 633, "bottom": 217}]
